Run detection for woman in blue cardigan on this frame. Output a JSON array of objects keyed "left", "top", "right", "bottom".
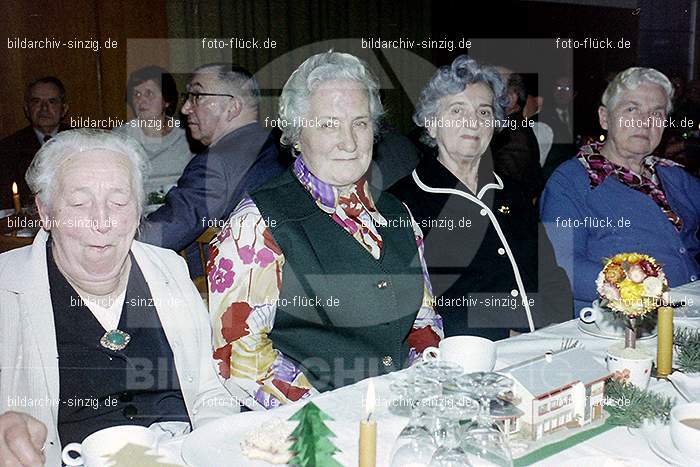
[{"left": 540, "top": 67, "right": 700, "bottom": 315}]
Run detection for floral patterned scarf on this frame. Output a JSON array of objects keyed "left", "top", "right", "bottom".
[
  {"left": 293, "top": 157, "right": 386, "bottom": 258},
  {"left": 576, "top": 142, "right": 683, "bottom": 231}
]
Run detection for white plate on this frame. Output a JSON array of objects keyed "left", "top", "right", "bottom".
[
  {"left": 646, "top": 425, "right": 696, "bottom": 466},
  {"left": 670, "top": 284, "right": 700, "bottom": 318},
  {"left": 557, "top": 454, "right": 663, "bottom": 467},
  {"left": 13, "top": 228, "right": 35, "bottom": 237},
  {"left": 0, "top": 208, "right": 13, "bottom": 219},
  {"left": 668, "top": 372, "right": 700, "bottom": 402},
  {"left": 577, "top": 321, "right": 657, "bottom": 340},
  {"left": 181, "top": 411, "right": 292, "bottom": 467},
  {"left": 673, "top": 305, "right": 700, "bottom": 319}
]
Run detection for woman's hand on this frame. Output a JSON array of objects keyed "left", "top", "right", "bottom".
[{"left": 0, "top": 411, "right": 47, "bottom": 467}]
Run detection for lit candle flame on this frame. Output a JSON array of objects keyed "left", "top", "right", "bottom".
[
  {"left": 12, "top": 182, "right": 18, "bottom": 195},
  {"left": 365, "top": 380, "right": 375, "bottom": 421}
]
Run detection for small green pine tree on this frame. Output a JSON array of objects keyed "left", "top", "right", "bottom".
[{"left": 288, "top": 402, "right": 342, "bottom": 467}]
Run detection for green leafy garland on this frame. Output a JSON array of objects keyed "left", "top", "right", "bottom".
[
  {"left": 674, "top": 328, "right": 700, "bottom": 373},
  {"left": 603, "top": 328, "right": 700, "bottom": 428},
  {"left": 604, "top": 379, "right": 674, "bottom": 428}
]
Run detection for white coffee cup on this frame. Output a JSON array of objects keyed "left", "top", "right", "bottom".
[
  {"left": 579, "top": 300, "right": 628, "bottom": 335},
  {"left": 422, "top": 335, "right": 496, "bottom": 372},
  {"left": 61, "top": 425, "right": 158, "bottom": 466},
  {"left": 670, "top": 402, "right": 700, "bottom": 458},
  {"left": 605, "top": 344, "right": 653, "bottom": 389}
]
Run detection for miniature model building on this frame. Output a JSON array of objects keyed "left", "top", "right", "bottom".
[
  {"left": 501, "top": 348, "right": 612, "bottom": 440},
  {"left": 491, "top": 399, "right": 524, "bottom": 436}
]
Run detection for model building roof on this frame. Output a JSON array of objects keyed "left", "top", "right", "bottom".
[{"left": 502, "top": 347, "right": 611, "bottom": 398}]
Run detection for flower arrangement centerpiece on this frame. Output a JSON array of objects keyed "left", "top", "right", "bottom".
[{"left": 595, "top": 253, "right": 669, "bottom": 349}]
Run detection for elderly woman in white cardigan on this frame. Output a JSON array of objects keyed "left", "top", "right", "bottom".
[{"left": 0, "top": 129, "right": 240, "bottom": 466}]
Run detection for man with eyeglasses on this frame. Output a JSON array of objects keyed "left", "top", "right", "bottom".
[
  {"left": 138, "top": 63, "right": 285, "bottom": 253},
  {"left": 0, "top": 76, "right": 70, "bottom": 209}
]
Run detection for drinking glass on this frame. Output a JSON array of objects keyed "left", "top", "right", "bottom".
[
  {"left": 389, "top": 374, "right": 442, "bottom": 467},
  {"left": 421, "top": 394, "right": 479, "bottom": 467},
  {"left": 414, "top": 360, "right": 463, "bottom": 383},
  {"left": 445, "top": 372, "right": 514, "bottom": 467},
  {"left": 390, "top": 374, "right": 442, "bottom": 417}
]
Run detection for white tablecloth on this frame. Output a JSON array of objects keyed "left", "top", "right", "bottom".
[{"left": 168, "top": 285, "right": 700, "bottom": 466}]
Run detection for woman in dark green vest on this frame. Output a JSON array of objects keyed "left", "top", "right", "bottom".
[{"left": 208, "top": 52, "right": 444, "bottom": 409}]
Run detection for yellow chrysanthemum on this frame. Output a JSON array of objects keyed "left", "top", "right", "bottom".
[
  {"left": 610, "top": 253, "right": 626, "bottom": 265},
  {"left": 600, "top": 252, "right": 667, "bottom": 317},
  {"left": 619, "top": 279, "right": 645, "bottom": 303},
  {"left": 626, "top": 253, "right": 644, "bottom": 264}
]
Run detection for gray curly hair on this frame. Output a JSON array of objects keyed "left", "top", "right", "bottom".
[
  {"left": 278, "top": 51, "right": 384, "bottom": 147},
  {"left": 601, "top": 67, "right": 674, "bottom": 113},
  {"left": 26, "top": 128, "right": 150, "bottom": 216},
  {"left": 413, "top": 55, "right": 509, "bottom": 147}
]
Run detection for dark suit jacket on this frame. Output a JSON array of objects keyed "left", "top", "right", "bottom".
[
  {"left": 490, "top": 112, "right": 543, "bottom": 199},
  {"left": 0, "top": 124, "right": 68, "bottom": 209},
  {"left": 368, "top": 128, "right": 421, "bottom": 190},
  {"left": 540, "top": 107, "right": 577, "bottom": 181},
  {"left": 138, "top": 122, "right": 286, "bottom": 251}
]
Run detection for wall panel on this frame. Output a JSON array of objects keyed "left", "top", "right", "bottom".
[{"left": 0, "top": 0, "right": 169, "bottom": 139}]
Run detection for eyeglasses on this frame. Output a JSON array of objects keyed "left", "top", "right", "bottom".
[
  {"left": 181, "top": 91, "right": 236, "bottom": 106},
  {"left": 556, "top": 85, "right": 572, "bottom": 92}
]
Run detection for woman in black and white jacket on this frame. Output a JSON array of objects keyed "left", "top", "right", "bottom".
[{"left": 391, "top": 56, "right": 572, "bottom": 339}]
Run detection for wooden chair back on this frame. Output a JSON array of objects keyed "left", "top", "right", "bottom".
[{"left": 180, "top": 226, "right": 220, "bottom": 298}]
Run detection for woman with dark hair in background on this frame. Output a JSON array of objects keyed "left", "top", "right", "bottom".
[{"left": 114, "top": 65, "right": 192, "bottom": 197}]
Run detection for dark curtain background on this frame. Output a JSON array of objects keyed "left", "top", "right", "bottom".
[{"left": 166, "top": 0, "right": 434, "bottom": 132}]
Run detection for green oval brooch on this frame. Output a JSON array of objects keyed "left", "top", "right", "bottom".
[{"left": 100, "top": 329, "right": 131, "bottom": 351}]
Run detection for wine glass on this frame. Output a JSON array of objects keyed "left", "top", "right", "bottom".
[
  {"left": 390, "top": 378, "right": 441, "bottom": 466},
  {"left": 389, "top": 428, "right": 435, "bottom": 467},
  {"left": 389, "top": 374, "right": 442, "bottom": 417},
  {"left": 445, "top": 372, "right": 514, "bottom": 467},
  {"left": 421, "top": 394, "right": 479, "bottom": 467},
  {"left": 414, "top": 359, "right": 464, "bottom": 383}
]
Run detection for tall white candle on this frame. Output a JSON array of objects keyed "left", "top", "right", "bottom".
[{"left": 359, "top": 380, "right": 377, "bottom": 467}]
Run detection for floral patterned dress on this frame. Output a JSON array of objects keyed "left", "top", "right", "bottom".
[{"left": 208, "top": 157, "right": 443, "bottom": 409}]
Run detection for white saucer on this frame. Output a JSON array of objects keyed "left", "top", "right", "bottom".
[
  {"left": 647, "top": 425, "right": 696, "bottom": 466},
  {"left": 13, "top": 228, "right": 35, "bottom": 237},
  {"left": 0, "top": 208, "right": 13, "bottom": 219},
  {"left": 674, "top": 305, "right": 700, "bottom": 319},
  {"left": 578, "top": 320, "right": 657, "bottom": 340},
  {"left": 557, "top": 455, "right": 663, "bottom": 467},
  {"left": 668, "top": 372, "right": 700, "bottom": 402},
  {"left": 670, "top": 286, "right": 700, "bottom": 319}
]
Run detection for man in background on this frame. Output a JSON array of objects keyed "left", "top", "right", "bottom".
[
  {"left": 540, "top": 75, "right": 577, "bottom": 180},
  {"left": 491, "top": 70, "right": 543, "bottom": 200},
  {"left": 138, "top": 63, "right": 285, "bottom": 252},
  {"left": 0, "top": 76, "right": 69, "bottom": 209}
]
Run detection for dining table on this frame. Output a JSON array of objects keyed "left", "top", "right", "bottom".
[{"left": 131, "top": 280, "right": 700, "bottom": 466}]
